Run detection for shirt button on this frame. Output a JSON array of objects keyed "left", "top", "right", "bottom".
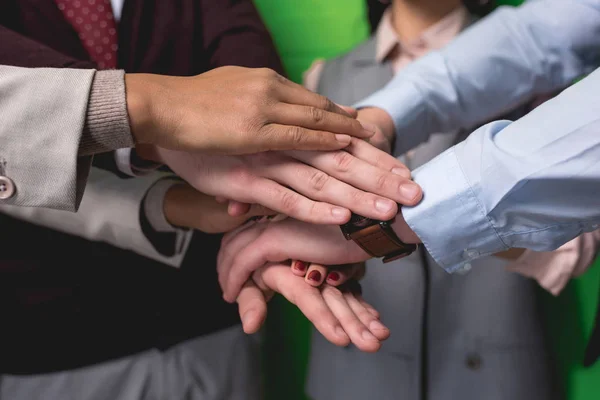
[
  {"left": 465, "top": 353, "right": 483, "bottom": 370},
  {"left": 456, "top": 263, "right": 472, "bottom": 275},
  {"left": 463, "top": 249, "right": 479, "bottom": 259},
  {"left": 0, "top": 176, "right": 15, "bottom": 200}
]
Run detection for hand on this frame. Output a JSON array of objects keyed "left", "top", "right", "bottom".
[
  {"left": 156, "top": 138, "right": 422, "bottom": 225},
  {"left": 236, "top": 261, "right": 389, "bottom": 352},
  {"left": 125, "top": 66, "right": 375, "bottom": 155},
  {"left": 218, "top": 215, "right": 420, "bottom": 302},
  {"left": 163, "top": 183, "right": 275, "bottom": 234},
  {"left": 218, "top": 219, "right": 369, "bottom": 302}
]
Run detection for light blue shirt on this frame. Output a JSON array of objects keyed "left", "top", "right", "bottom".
[{"left": 356, "top": 0, "right": 600, "bottom": 272}]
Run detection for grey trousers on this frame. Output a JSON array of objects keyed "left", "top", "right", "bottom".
[{"left": 0, "top": 325, "right": 261, "bottom": 400}]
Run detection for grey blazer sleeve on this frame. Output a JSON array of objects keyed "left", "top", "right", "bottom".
[
  {"left": 0, "top": 66, "right": 133, "bottom": 211},
  {"left": 0, "top": 168, "right": 191, "bottom": 268}
]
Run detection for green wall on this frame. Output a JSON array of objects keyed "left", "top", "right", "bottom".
[{"left": 253, "top": 1, "right": 600, "bottom": 399}]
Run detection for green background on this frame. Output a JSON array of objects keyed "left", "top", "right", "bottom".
[{"left": 252, "top": 1, "right": 600, "bottom": 399}]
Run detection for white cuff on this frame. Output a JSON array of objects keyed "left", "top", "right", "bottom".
[
  {"left": 143, "top": 178, "right": 183, "bottom": 233},
  {"left": 403, "top": 145, "right": 509, "bottom": 273},
  {"left": 115, "top": 148, "right": 162, "bottom": 177},
  {"left": 115, "top": 148, "right": 136, "bottom": 176}
]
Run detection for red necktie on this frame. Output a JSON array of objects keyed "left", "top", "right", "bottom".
[{"left": 55, "top": 0, "right": 118, "bottom": 69}]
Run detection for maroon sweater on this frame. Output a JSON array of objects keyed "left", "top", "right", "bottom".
[{"left": 0, "top": 0, "right": 284, "bottom": 374}]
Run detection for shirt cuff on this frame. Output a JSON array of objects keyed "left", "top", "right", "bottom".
[
  {"left": 114, "top": 148, "right": 162, "bottom": 177},
  {"left": 80, "top": 70, "right": 134, "bottom": 156},
  {"left": 143, "top": 178, "right": 183, "bottom": 233},
  {"left": 402, "top": 145, "right": 509, "bottom": 272}
]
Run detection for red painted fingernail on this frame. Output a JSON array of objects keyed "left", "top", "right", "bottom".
[
  {"left": 308, "top": 270, "right": 322, "bottom": 282},
  {"left": 327, "top": 272, "right": 340, "bottom": 282},
  {"left": 295, "top": 261, "right": 307, "bottom": 272}
]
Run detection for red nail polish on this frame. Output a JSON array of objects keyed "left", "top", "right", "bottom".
[
  {"left": 308, "top": 270, "right": 322, "bottom": 282},
  {"left": 295, "top": 261, "right": 307, "bottom": 272},
  {"left": 327, "top": 272, "right": 340, "bottom": 282}
]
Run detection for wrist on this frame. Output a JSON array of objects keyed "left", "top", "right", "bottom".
[
  {"left": 163, "top": 183, "right": 192, "bottom": 228},
  {"left": 135, "top": 144, "right": 163, "bottom": 163},
  {"left": 391, "top": 210, "right": 420, "bottom": 244},
  {"left": 125, "top": 73, "right": 158, "bottom": 145}
]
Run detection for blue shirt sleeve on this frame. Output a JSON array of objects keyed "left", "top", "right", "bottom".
[
  {"left": 356, "top": 0, "right": 600, "bottom": 155},
  {"left": 402, "top": 68, "right": 600, "bottom": 272}
]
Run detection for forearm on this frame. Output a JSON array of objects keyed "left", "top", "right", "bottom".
[
  {"left": 396, "top": 68, "right": 600, "bottom": 272},
  {"left": 357, "top": 0, "right": 600, "bottom": 154}
]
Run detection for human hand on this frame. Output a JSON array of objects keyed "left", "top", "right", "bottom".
[
  {"left": 218, "top": 213, "right": 421, "bottom": 302},
  {"left": 217, "top": 218, "right": 370, "bottom": 302},
  {"left": 236, "top": 261, "right": 389, "bottom": 352},
  {"left": 163, "top": 183, "right": 276, "bottom": 234},
  {"left": 155, "top": 138, "right": 422, "bottom": 225},
  {"left": 125, "top": 66, "right": 375, "bottom": 155}
]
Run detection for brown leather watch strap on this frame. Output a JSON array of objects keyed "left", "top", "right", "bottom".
[{"left": 349, "top": 223, "right": 416, "bottom": 263}]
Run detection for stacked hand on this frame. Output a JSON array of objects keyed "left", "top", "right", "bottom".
[
  {"left": 127, "top": 65, "right": 419, "bottom": 352},
  {"left": 153, "top": 138, "right": 421, "bottom": 225},
  {"left": 126, "top": 66, "right": 376, "bottom": 154},
  {"left": 234, "top": 252, "right": 389, "bottom": 352}
]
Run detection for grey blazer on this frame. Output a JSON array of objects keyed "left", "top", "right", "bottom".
[
  {"left": 306, "top": 37, "right": 560, "bottom": 400},
  {"left": 0, "top": 66, "right": 131, "bottom": 211}
]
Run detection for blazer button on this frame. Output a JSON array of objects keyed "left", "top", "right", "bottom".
[
  {"left": 465, "top": 353, "right": 483, "bottom": 370},
  {"left": 0, "top": 176, "right": 15, "bottom": 200}
]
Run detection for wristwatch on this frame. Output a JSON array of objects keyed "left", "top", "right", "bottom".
[{"left": 340, "top": 213, "right": 417, "bottom": 263}]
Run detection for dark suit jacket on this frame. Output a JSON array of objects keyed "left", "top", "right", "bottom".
[{"left": 0, "top": 0, "right": 284, "bottom": 375}]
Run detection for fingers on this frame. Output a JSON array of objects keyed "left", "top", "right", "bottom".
[
  {"left": 218, "top": 223, "right": 267, "bottom": 299},
  {"left": 305, "top": 264, "right": 327, "bottom": 287},
  {"left": 259, "top": 157, "right": 398, "bottom": 220},
  {"left": 259, "top": 263, "right": 351, "bottom": 347},
  {"left": 336, "top": 104, "right": 358, "bottom": 118},
  {"left": 321, "top": 286, "right": 381, "bottom": 352},
  {"left": 247, "top": 177, "right": 351, "bottom": 224},
  {"left": 271, "top": 102, "right": 373, "bottom": 140},
  {"left": 357, "top": 295, "right": 380, "bottom": 319},
  {"left": 344, "top": 293, "right": 389, "bottom": 341},
  {"left": 236, "top": 280, "right": 268, "bottom": 334},
  {"left": 291, "top": 260, "right": 309, "bottom": 277},
  {"left": 257, "top": 123, "right": 357, "bottom": 153},
  {"left": 275, "top": 78, "right": 362, "bottom": 122},
  {"left": 347, "top": 137, "right": 411, "bottom": 178},
  {"left": 325, "top": 264, "right": 361, "bottom": 286},
  {"left": 228, "top": 201, "right": 251, "bottom": 217},
  {"left": 286, "top": 143, "right": 422, "bottom": 206}
]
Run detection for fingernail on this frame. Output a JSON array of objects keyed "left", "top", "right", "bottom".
[
  {"left": 335, "top": 134, "right": 351, "bottom": 144},
  {"left": 327, "top": 271, "right": 340, "bottom": 282},
  {"left": 295, "top": 261, "right": 307, "bottom": 272},
  {"left": 359, "top": 121, "right": 377, "bottom": 135},
  {"left": 308, "top": 270, "right": 322, "bottom": 282},
  {"left": 399, "top": 183, "right": 420, "bottom": 200},
  {"left": 369, "top": 320, "right": 388, "bottom": 332},
  {"left": 362, "top": 330, "right": 379, "bottom": 342},
  {"left": 242, "top": 310, "right": 257, "bottom": 327},
  {"left": 375, "top": 199, "right": 395, "bottom": 213},
  {"left": 331, "top": 207, "right": 349, "bottom": 219},
  {"left": 392, "top": 167, "right": 410, "bottom": 178}
]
